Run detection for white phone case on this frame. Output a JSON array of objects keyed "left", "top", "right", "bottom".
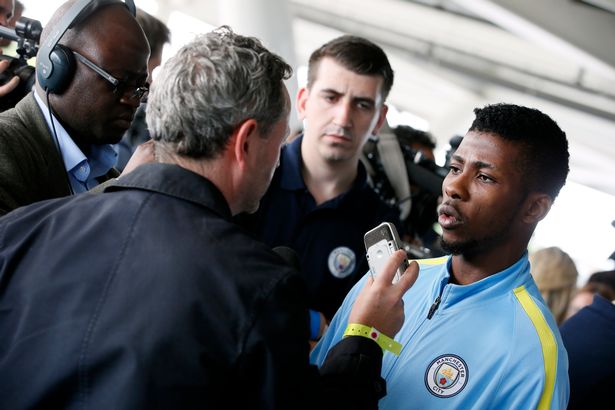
[{"left": 364, "top": 222, "right": 408, "bottom": 284}]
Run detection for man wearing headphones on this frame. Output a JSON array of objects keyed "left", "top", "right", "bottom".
[{"left": 0, "top": 0, "right": 149, "bottom": 215}]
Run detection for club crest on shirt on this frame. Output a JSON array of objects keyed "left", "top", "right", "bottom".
[
  {"left": 327, "top": 246, "right": 356, "bottom": 279},
  {"left": 425, "top": 354, "right": 469, "bottom": 398}
]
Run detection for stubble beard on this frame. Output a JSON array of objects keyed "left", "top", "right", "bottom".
[{"left": 439, "top": 207, "right": 518, "bottom": 258}]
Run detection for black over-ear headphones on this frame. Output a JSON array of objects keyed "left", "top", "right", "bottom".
[{"left": 36, "top": 0, "right": 136, "bottom": 94}]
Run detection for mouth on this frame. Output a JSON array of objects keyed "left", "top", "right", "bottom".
[
  {"left": 114, "top": 118, "right": 132, "bottom": 130},
  {"left": 323, "top": 127, "right": 352, "bottom": 142},
  {"left": 438, "top": 203, "right": 463, "bottom": 229},
  {"left": 114, "top": 113, "right": 135, "bottom": 129},
  {"left": 324, "top": 134, "right": 351, "bottom": 143}
]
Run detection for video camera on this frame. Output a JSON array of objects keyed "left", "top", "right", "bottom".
[
  {"left": 0, "top": 16, "right": 42, "bottom": 111},
  {"left": 363, "top": 129, "right": 462, "bottom": 256}
]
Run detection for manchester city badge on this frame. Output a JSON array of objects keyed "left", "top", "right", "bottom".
[
  {"left": 327, "top": 246, "right": 356, "bottom": 279},
  {"left": 424, "top": 354, "right": 469, "bottom": 398}
]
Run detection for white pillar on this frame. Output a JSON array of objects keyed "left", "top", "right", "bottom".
[{"left": 218, "top": 0, "right": 300, "bottom": 130}]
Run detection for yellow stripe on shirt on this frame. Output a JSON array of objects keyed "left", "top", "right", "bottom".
[
  {"left": 514, "top": 285, "right": 558, "bottom": 410},
  {"left": 414, "top": 256, "right": 448, "bottom": 266}
]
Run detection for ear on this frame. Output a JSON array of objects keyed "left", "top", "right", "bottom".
[
  {"left": 371, "top": 104, "right": 389, "bottom": 135},
  {"left": 522, "top": 192, "right": 553, "bottom": 225},
  {"left": 230, "top": 118, "right": 259, "bottom": 170},
  {"left": 296, "top": 87, "right": 309, "bottom": 121}
]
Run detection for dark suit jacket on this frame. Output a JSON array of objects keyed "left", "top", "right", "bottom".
[
  {"left": 0, "top": 163, "right": 385, "bottom": 409},
  {"left": 0, "top": 92, "right": 118, "bottom": 215},
  {"left": 560, "top": 295, "right": 615, "bottom": 409}
]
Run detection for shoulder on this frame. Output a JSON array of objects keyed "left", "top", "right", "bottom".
[
  {"left": 416, "top": 256, "right": 449, "bottom": 267},
  {"left": 0, "top": 108, "right": 27, "bottom": 139},
  {"left": 0, "top": 94, "right": 49, "bottom": 146},
  {"left": 413, "top": 256, "right": 449, "bottom": 278},
  {"left": 503, "top": 285, "right": 569, "bottom": 407}
]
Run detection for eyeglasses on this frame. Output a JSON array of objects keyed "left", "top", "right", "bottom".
[{"left": 72, "top": 51, "right": 149, "bottom": 101}]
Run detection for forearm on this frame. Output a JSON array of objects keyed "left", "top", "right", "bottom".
[{"left": 318, "top": 336, "right": 386, "bottom": 409}]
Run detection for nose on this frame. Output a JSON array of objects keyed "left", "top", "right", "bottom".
[
  {"left": 119, "top": 93, "right": 142, "bottom": 109},
  {"left": 443, "top": 171, "right": 468, "bottom": 201},
  {"left": 333, "top": 101, "right": 352, "bottom": 128}
]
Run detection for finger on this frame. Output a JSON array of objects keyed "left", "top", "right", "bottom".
[
  {"left": 0, "top": 75, "right": 20, "bottom": 95},
  {"left": 372, "top": 249, "right": 406, "bottom": 287},
  {"left": 395, "top": 260, "right": 419, "bottom": 296},
  {"left": 354, "top": 268, "right": 374, "bottom": 299},
  {"left": 0, "top": 59, "right": 9, "bottom": 71}
]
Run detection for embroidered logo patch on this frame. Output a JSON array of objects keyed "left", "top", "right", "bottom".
[
  {"left": 424, "top": 354, "right": 469, "bottom": 398},
  {"left": 327, "top": 246, "right": 356, "bottom": 279}
]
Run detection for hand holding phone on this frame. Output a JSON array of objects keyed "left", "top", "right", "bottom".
[
  {"left": 364, "top": 222, "right": 409, "bottom": 284},
  {"left": 349, "top": 249, "right": 419, "bottom": 338}
]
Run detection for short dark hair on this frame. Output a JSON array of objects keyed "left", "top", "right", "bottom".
[
  {"left": 136, "top": 8, "right": 170, "bottom": 56},
  {"left": 469, "top": 103, "right": 569, "bottom": 199},
  {"left": 587, "top": 270, "right": 615, "bottom": 295},
  {"left": 307, "top": 35, "right": 394, "bottom": 101},
  {"left": 393, "top": 125, "right": 436, "bottom": 150}
]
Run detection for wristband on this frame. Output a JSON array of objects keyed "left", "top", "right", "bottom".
[
  {"left": 343, "top": 323, "right": 402, "bottom": 355},
  {"left": 309, "top": 309, "right": 321, "bottom": 340}
]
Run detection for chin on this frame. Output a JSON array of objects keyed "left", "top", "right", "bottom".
[
  {"left": 440, "top": 236, "right": 479, "bottom": 256},
  {"left": 101, "top": 128, "right": 127, "bottom": 145},
  {"left": 243, "top": 200, "right": 261, "bottom": 215},
  {"left": 322, "top": 149, "right": 352, "bottom": 163}
]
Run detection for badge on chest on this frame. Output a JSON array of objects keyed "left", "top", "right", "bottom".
[
  {"left": 327, "top": 246, "right": 356, "bottom": 279},
  {"left": 424, "top": 354, "right": 469, "bottom": 398}
]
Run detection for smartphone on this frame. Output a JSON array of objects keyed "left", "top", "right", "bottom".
[{"left": 364, "top": 222, "right": 409, "bottom": 284}]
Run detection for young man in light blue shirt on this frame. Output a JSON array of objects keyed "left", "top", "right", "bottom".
[{"left": 312, "top": 103, "right": 570, "bottom": 409}]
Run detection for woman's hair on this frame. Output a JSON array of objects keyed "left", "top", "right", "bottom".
[{"left": 529, "top": 246, "right": 578, "bottom": 324}]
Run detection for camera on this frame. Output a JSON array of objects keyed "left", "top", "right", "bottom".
[
  {"left": 363, "top": 126, "right": 461, "bottom": 256},
  {"left": 0, "top": 16, "right": 42, "bottom": 111}
]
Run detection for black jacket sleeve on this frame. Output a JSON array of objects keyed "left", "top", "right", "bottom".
[
  {"left": 318, "top": 336, "right": 386, "bottom": 409},
  {"left": 239, "top": 271, "right": 385, "bottom": 409}
]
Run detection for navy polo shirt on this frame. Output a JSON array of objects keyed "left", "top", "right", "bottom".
[{"left": 238, "top": 135, "right": 401, "bottom": 319}]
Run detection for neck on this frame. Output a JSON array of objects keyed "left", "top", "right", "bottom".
[
  {"left": 449, "top": 242, "right": 528, "bottom": 285},
  {"left": 300, "top": 138, "right": 358, "bottom": 205},
  {"left": 155, "top": 143, "right": 238, "bottom": 213}
]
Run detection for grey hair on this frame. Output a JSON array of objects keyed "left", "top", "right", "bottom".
[{"left": 146, "top": 26, "right": 293, "bottom": 159}]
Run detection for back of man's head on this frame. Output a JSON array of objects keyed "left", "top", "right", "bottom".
[
  {"left": 135, "top": 8, "right": 169, "bottom": 58},
  {"left": 146, "top": 26, "right": 292, "bottom": 160},
  {"left": 307, "top": 35, "right": 394, "bottom": 101},
  {"left": 393, "top": 125, "right": 436, "bottom": 154},
  {"left": 469, "top": 103, "right": 569, "bottom": 199}
]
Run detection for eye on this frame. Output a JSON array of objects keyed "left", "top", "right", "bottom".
[
  {"left": 357, "top": 101, "right": 373, "bottom": 110},
  {"left": 448, "top": 165, "right": 461, "bottom": 174},
  {"left": 477, "top": 174, "right": 495, "bottom": 183}
]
